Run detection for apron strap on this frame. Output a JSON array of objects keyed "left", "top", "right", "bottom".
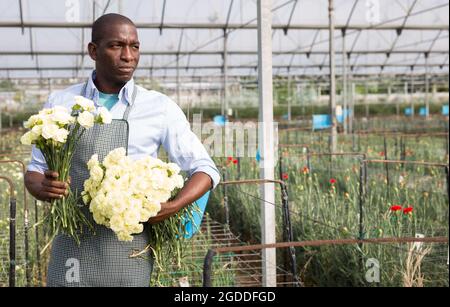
[
  {"left": 80, "top": 82, "right": 137, "bottom": 121},
  {"left": 123, "top": 85, "right": 137, "bottom": 121}
]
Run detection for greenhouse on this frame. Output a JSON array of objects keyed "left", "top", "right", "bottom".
[{"left": 0, "top": 0, "right": 448, "bottom": 288}]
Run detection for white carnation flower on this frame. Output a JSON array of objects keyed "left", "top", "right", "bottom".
[
  {"left": 41, "top": 123, "right": 60, "bottom": 140},
  {"left": 51, "top": 107, "right": 74, "bottom": 126},
  {"left": 20, "top": 131, "right": 39, "bottom": 145},
  {"left": 24, "top": 115, "right": 40, "bottom": 129},
  {"left": 97, "top": 107, "right": 112, "bottom": 124},
  {"left": 74, "top": 96, "right": 95, "bottom": 112},
  {"left": 53, "top": 128, "right": 70, "bottom": 143},
  {"left": 77, "top": 111, "right": 95, "bottom": 129}
]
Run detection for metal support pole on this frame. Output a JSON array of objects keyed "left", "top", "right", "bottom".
[
  {"left": 329, "top": 0, "right": 338, "bottom": 152},
  {"left": 35, "top": 200, "right": 42, "bottom": 286},
  {"left": 358, "top": 160, "right": 366, "bottom": 241},
  {"left": 384, "top": 137, "right": 390, "bottom": 198},
  {"left": 223, "top": 30, "right": 229, "bottom": 121},
  {"left": 203, "top": 249, "right": 216, "bottom": 287},
  {"left": 288, "top": 73, "right": 292, "bottom": 122},
  {"left": 410, "top": 69, "right": 415, "bottom": 117},
  {"left": 342, "top": 30, "right": 348, "bottom": 135},
  {"left": 222, "top": 168, "right": 229, "bottom": 229},
  {"left": 0, "top": 176, "right": 16, "bottom": 287},
  {"left": 280, "top": 182, "right": 300, "bottom": 287},
  {"left": 176, "top": 54, "right": 181, "bottom": 105},
  {"left": 425, "top": 53, "right": 430, "bottom": 119},
  {"left": 257, "top": 0, "right": 277, "bottom": 287}
]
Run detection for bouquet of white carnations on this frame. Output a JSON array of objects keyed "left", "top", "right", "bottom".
[
  {"left": 82, "top": 148, "right": 185, "bottom": 242},
  {"left": 21, "top": 96, "right": 112, "bottom": 245}
]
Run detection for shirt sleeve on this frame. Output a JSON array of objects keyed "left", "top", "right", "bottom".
[
  {"left": 161, "top": 98, "right": 221, "bottom": 190},
  {"left": 26, "top": 95, "right": 55, "bottom": 174}
]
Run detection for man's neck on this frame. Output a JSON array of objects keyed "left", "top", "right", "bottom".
[{"left": 93, "top": 73, "right": 126, "bottom": 94}]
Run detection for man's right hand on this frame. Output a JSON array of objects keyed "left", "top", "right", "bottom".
[{"left": 25, "top": 170, "right": 70, "bottom": 202}]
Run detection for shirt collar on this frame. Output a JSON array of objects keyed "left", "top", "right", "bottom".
[{"left": 86, "top": 70, "right": 135, "bottom": 105}]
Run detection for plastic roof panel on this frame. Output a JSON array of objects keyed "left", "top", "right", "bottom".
[{"left": 0, "top": 0, "right": 448, "bottom": 79}]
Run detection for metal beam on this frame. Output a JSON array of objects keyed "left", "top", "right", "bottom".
[
  {"left": 102, "top": 0, "right": 112, "bottom": 15},
  {"left": 0, "top": 21, "right": 447, "bottom": 31},
  {"left": 382, "top": 0, "right": 418, "bottom": 66},
  {"left": 2, "top": 64, "right": 447, "bottom": 71},
  {"left": 18, "top": 0, "right": 24, "bottom": 34},
  {"left": 159, "top": 0, "right": 167, "bottom": 35},
  {"left": 2, "top": 50, "right": 447, "bottom": 56},
  {"left": 283, "top": 0, "right": 299, "bottom": 35}
]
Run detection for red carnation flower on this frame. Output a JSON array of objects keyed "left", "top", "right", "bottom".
[
  {"left": 403, "top": 207, "right": 414, "bottom": 214},
  {"left": 233, "top": 159, "right": 239, "bottom": 165},
  {"left": 330, "top": 178, "right": 337, "bottom": 185},
  {"left": 282, "top": 173, "right": 289, "bottom": 180},
  {"left": 390, "top": 205, "right": 403, "bottom": 212},
  {"left": 227, "top": 157, "right": 233, "bottom": 161}
]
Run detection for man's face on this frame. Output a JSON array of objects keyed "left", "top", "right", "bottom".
[{"left": 90, "top": 23, "right": 140, "bottom": 84}]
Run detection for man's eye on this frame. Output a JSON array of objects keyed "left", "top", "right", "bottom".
[{"left": 133, "top": 45, "right": 140, "bottom": 50}]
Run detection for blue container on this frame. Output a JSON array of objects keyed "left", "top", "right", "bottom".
[
  {"left": 183, "top": 191, "right": 211, "bottom": 239},
  {"left": 312, "top": 114, "right": 332, "bottom": 131},
  {"left": 443, "top": 105, "right": 449, "bottom": 116},
  {"left": 337, "top": 109, "right": 351, "bottom": 124},
  {"left": 419, "top": 107, "right": 429, "bottom": 117},
  {"left": 404, "top": 107, "right": 414, "bottom": 116},
  {"left": 213, "top": 115, "right": 227, "bottom": 126}
]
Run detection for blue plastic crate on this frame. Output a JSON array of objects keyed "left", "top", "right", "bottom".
[
  {"left": 213, "top": 115, "right": 227, "bottom": 126},
  {"left": 443, "top": 105, "right": 449, "bottom": 116},
  {"left": 183, "top": 191, "right": 210, "bottom": 239},
  {"left": 419, "top": 107, "right": 429, "bottom": 117},
  {"left": 312, "top": 114, "right": 332, "bottom": 131},
  {"left": 337, "top": 109, "right": 351, "bottom": 124},
  {"left": 404, "top": 107, "right": 414, "bottom": 116}
]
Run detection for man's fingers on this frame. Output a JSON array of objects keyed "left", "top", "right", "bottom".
[
  {"left": 42, "top": 178, "right": 68, "bottom": 190},
  {"left": 42, "top": 186, "right": 68, "bottom": 196},
  {"left": 41, "top": 191, "right": 64, "bottom": 201},
  {"left": 44, "top": 171, "right": 59, "bottom": 179}
]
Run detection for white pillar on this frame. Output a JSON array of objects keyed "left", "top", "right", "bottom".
[
  {"left": 329, "top": 0, "right": 338, "bottom": 152},
  {"left": 223, "top": 32, "right": 229, "bottom": 120},
  {"left": 288, "top": 74, "right": 292, "bottom": 121},
  {"left": 342, "top": 32, "right": 348, "bottom": 135},
  {"left": 257, "top": 0, "right": 277, "bottom": 288},
  {"left": 425, "top": 54, "right": 430, "bottom": 119},
  {"left": 410, "top": 72, "right": 415, "bottom": 117},
  {"left": 176, "top": 54, "right": 181, "bottom": 106}
]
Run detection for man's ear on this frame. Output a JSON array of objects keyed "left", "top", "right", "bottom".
[{"left": 88, "top": 42, "right": 97, "bottom": 61}]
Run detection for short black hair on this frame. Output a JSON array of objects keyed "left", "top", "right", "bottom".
[{"left": 91, "top": 13, "right": 136, "bottom": 44}]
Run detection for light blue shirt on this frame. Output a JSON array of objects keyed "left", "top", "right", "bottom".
[{"left": 27, "top": 71, "right": 221, "bottom": 190}]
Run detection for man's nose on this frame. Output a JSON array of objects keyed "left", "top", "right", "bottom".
[{"left": 120, "top": 46, "right": 134, "bottom": 62}]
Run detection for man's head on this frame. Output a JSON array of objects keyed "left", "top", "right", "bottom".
[{"left": 88, "top": 14, "right": 140, "bottom": 90}]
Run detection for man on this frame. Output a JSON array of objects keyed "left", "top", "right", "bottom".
[{"left": 24, "top": 13, "right": 220, "bottom": 287}]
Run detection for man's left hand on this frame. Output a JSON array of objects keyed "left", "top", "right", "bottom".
[{"left": 148, "top": 201, "right": 181, "bottom": 224}]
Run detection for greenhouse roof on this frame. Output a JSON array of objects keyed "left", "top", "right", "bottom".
[{"left": 0, "top": 0, "right": 448, "bottom": 79}]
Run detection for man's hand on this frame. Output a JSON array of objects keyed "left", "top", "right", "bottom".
[
  {"left": 147, "top": 172, "right": 213, "bottom": 225},
  {"left": 148, "top": 201, "right": 180, "bottom": 225},
  {"left": 25, "top": 170, "right": 70, "bottom": 202}
]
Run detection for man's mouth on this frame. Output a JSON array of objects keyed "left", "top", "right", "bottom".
[{"left": 118, "top": 67, "right": 134, "bottom": 73}]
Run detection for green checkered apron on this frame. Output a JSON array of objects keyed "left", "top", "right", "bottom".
[{"left": 46, "top": 83, "right": 153, "bottom": 287}]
